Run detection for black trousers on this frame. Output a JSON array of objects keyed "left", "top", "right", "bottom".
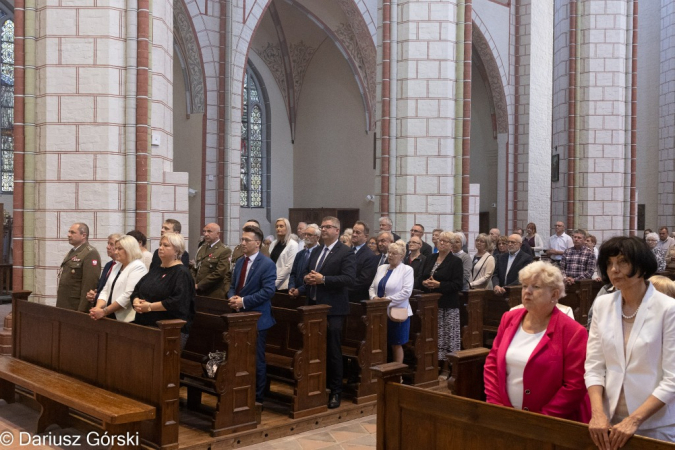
[
  {"left": 326, "top": 315, "right": 344, "bottom": 394},
  {"left": 256, "top": 329, "right": 268, "bottom": 403}
]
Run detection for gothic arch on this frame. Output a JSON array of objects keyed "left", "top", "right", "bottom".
[
  {"left": 173, "top": 0, "right": 205, "bottom": 114},
  {"left": 472, "top": 15, "right": 509, "bottom": 134},
  {"left": 240, "top": 0, "right": 376, "bottom": 131}
]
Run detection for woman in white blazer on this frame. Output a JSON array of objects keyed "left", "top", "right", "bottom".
[
  {"left": 90, "top": 235, "right": 148, "bottom": 322},
  {"left": 369, "top": 240, "right": 414, "bottom": 364},
  {"left": 269, "top": 217, "right": 299, "bottom": 291},
  {"left": 469, "top": 233, "right": 495, "bottom": 289},
  {"left": 586, "top": 236, "right": 675, "bottom": 449}
]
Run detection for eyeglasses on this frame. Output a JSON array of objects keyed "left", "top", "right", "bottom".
[
  {"left": 240, "top": 238, "right": 259, "bottom": 243},
  {"left": 410, "top": 229, "right": 423, "bottom": 234},
  {"left": 408, "top": 241, "right": 421, "bottom": 245},
  {"left": 507, "top": 241, "right": 519, "bottom": 245},
  {"left": 320, "top": 225, "right": 337, "bottom": 230},
  {"left": 438, "top": 239, "right": 450, "bottom": 244},
  {"left": 303, "top": 233, "right": 317, "bottom": 238}
]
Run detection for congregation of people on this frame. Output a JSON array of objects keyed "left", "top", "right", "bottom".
[{"left": 54, "top": 217, "right": 675, "bottom": 449}]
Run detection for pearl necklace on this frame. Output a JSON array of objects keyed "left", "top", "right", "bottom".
[{"left": 622, "top": 303, "right": 640, "bottom": 320}]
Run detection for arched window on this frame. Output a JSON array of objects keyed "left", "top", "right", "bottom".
[
  {"left": 240, "top": 64, "right": 269, "bottom": 208},
  {"left": 0, "top": 14, "right": 13, "bottom": 193}
]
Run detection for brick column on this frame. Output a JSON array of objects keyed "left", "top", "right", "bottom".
[
  {"left": 512, "top": 0, "right": 553, "bottom": 235},
  {"left": 18, "top": 1, "right": 187, "bottom": 304},
  {"left": 552, "top": 0, "right": 634, "bottom": 242},
  {"left": 576, "top": 0, "right": 632, "bottom": 242},
  {"left": 376, "top": 0, "right": 463, "bottom": 235},
  {"left": 659, "top": 0, "right": 675, "bottom": 228}
]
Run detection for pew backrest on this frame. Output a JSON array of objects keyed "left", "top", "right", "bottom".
[
  {"left": 373, "top": 362, "right": 675, "bottom": 450},
  {"left": 12, "top": 291, "right": 183, "bottom": 448}
]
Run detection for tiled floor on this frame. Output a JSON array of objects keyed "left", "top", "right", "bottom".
[
  {"left": 0, "top": 398, "right": 376, "bottom": 449},
  {"left": 240, "top": 416, "right": 376, "bottom": 449}
]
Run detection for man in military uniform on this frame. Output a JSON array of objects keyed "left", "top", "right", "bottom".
[
  {"left": 56, "top": 223, "right": 102, "bottom": 311},
  {"left": 191, "top": 223, "right": 231, "bottom": 298}
]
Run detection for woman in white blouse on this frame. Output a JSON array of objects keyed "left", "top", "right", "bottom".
[
  {"left": 269, "top": 217, "right": 299, "bottom": 291},
  {"left": 470, "top": 233, "right": 495, "bottom": 289},
  {"left": 90, "top": 235, "right": 148, "bottom": 322},
  {"left": 524, "top": 222, "right": 545, "bottom": 257},
  {"left": 586, "top": 236, "right": 675, "bottom": 449},
  {"left": 369, "top": 240, "right": 414, "bottom": 363}
]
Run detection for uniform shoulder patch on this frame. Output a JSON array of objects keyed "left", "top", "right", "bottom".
[{"left": 92, "top": 260, "right": 98, "bottom": 266}]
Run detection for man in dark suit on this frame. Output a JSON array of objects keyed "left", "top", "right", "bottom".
[
  {"left": 227, "top": 225, "right": 277, "bottom": 404},
  {"left": 407, "top": 223, "right": 433, "bottom": 257},
  {"left": 492, "top": 234, "right": 533, "bottom": 295},
  {"left": 289, "top": 223, "right": 320, "bottom": 297},
  {"left": 376, "top": 231, "right": 394, "bottom": 266},
  {"left": 303, "top": 216, "right": 356, "bottom": 409},
  {"left": 348, "top": 221, "right": 378, "bottom": 302}
]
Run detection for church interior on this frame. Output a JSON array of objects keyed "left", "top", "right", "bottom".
[{"left": 0, "top": 0, "right": 670, "bottom": 448}]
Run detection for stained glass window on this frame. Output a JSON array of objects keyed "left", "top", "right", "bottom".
[
  {"left": 0, "top": 17, "right": 13, "bottom": 193},
  {"left": 240, "top": 66, "right": 267, "bottom": 208}
]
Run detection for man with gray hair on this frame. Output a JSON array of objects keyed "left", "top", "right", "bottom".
[
  {"left": 289, "top": 223, "right": 321, "bottom": 297},
  {"left": 376, "top": 231, "right": 394, "bottom": 266},
  {"left": 491, "top": 234, "right": 532, "bottom": 295},
  {"left": 378, "top": 216, "right": 401, "bottom": 242},
  {"left": 57, "top": 222, "right": 102, "bottom": 311}
]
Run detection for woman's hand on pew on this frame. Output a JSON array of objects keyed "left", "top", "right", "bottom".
[
  {"left": 608, "top": 417, "right": 639, "bottom": 450},
  {"left": 588, "top": 412, "right": 612, "bottom": 450},
  {"left": 89, "top": 307, "right": 106, "bottom": 320}
]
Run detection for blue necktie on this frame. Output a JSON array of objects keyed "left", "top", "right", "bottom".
[{"left": 316, "top": 247, "right": 329, "bottom": 272}]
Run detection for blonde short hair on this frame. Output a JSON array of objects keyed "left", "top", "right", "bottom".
[
  {"left": 649, "top": 275, "right": 675, "bottom": 298},
  {"left": 518, "top": 261, "right": 566, "bottom": 299},
  {"left": 160, "top": 232, "right": 185, "bottom": 258},
  {"left": 439, "top": 231, "right": 456, "bottom": 243},
  {"left": 388, "top": 240, "right": 407, "bottom": 256},
  {"left": 115, "top": 235, "right": 143, "bottom": 261}
]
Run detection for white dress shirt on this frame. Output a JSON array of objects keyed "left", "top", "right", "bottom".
[{"left": 549, "top": 233, "right": 573, "bottom": 261}]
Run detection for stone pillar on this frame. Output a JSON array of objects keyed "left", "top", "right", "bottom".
[
  {"left": 512, "top": 0, "right": 553, "bottom": 236},
  {"left": 16, "top": 0, "right": 187, "bottom": 304},
  {"left": 576, "top": 0, "right": 632, "bottom": 242},
  {"left": 659, "top": 0, "right": 675, "bottom": 228},
  {"left": 552, "top": 0, "right": 634, "bottom": 242},
  {"left": 376, "top": 0, "right": 462, "bottom": 236}
]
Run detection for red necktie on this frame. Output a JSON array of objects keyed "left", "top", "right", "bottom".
[{"left": 236, "top": 257, "right": 249, "bottom": 295}]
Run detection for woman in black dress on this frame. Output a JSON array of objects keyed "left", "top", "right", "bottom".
[
  {"left": 132, "top": 232, "right": 195, "bottom": 349},
  {"left": 417, "top": 230, "right": 464, "bottom": 366}
]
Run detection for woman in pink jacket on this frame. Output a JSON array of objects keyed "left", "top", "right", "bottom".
[{"left": 484, "top": 261, "right": 590, "bottom": 422}]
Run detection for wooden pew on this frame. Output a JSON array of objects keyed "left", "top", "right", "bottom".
[
  {"left": 403, "top": 292, "right": 440, "bottom": 387},
  {"left": 373, "top": 362, "right": 674, "bottom": 450},
  {"left": 446, "top": 347, "right": 490, "bottom": 401},
  {"left": 6, "top": 291, "right": 182, "bottom": 449},
  {"left": 458, "top": 289, "right": 484, "bottom": 349},
  {"left": 266, "top": 300, "right": 331, "bottom": 418},
  {"left": 181, "top": 295, "right": 261, "bottom": 436},
  {"left": 481, "top": 287, "right": 517, "bottom": 347},
  {"left": 270, "top": 293, "right": 391, "bottom": 403},
  {"left": 557, "top": 279, "right": 593, "bottom": 327},
  {"left": 341, "top": 298, "right": 389, "bottom": 403}
]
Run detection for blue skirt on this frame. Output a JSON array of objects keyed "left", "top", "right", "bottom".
[{"left": 387, "top": 316, "right": 411, "bottom": 345}]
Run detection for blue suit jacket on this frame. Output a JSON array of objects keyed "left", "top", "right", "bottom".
[
  {"left": 227, "top": 253, "right": 277, "bottom": 331},
  {"left": 288, "top": 246, "right": 319, "bottom": 294}
]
